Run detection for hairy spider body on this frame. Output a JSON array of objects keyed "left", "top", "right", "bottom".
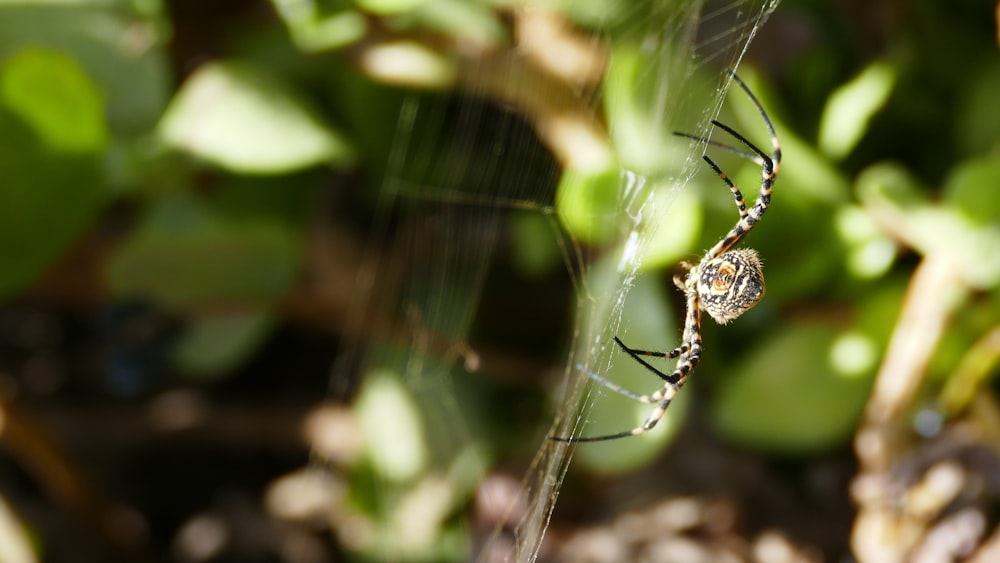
[
  {"left": 690, "top": 248, "right": 765, "bottom": 325},
  {"left": 553, "top": 70, "right": 781, "bottom": 443}
]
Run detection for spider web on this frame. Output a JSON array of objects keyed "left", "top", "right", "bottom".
[{"left": 327, "top": 1, "right": 779, "bottom": 561}]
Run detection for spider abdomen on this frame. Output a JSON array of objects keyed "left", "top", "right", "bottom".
[{"left": 696, "top": 248, "right": 765, "bottom": 325}]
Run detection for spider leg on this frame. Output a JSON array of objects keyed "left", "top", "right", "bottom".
[
  {"left": 702, "top": 127, "right": 776, "bottom": 258},
  {"left": 574, "top": 364, "right": 657, "bottom": 403},
  {"left": 672, "top": 132, "right": 763, "bottom": 165},
  {"left": 702, "top": 155, "right": 748, "bottom": 219},
  {"left": 700, "top": 72, "right": 782, "bottom": 258},
  {"left": 613, "top": 336, "right": 687, "bottom": 361},
  {"left": 725, "top": 69, "right": 781, "bottom": 167},
  {"left": 612, "top": 337, "right": 683, "bottom": 385},
  {"left": 550, "top": 351, "right": 700, "bottom": 443},
  {"left": 549, "top": 391, "right": 677, "bottom": 442},
  {"left": 550, "top": 295, "right": 704, "bottom": 443},
  {"left": 675, "top": 69, "right": 779, "bottom": 176}
]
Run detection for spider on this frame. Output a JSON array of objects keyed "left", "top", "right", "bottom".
[{"left": 553, "top": 70, "right": 781, "bottom": 443}]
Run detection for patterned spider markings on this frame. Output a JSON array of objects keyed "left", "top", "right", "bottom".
[{"left": 553, "top": 70, "right": 781, "bottom": 443}]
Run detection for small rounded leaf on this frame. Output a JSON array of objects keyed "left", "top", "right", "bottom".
[{"left": 159, "top": 61, "right": 354, "bottom": 174}]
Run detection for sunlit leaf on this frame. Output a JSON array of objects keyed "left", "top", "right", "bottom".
[
  {"left": 408, "top": 0, "right": 507, "bottom": 48},
  {"left": 355, "top": 0, "right": 428, "bottom": 15},
  {"left": 642, "top": 187, "right": 701, "bottom": 271},
  {"left": 1, "top": 48, "right": 107, "bottom": 151},
  {"left": 357, "top": 40, "right": 456, "bottom": 88},
  {"left": 818, "top": 60, "right": 897, "bottom": 160},
  {"left": 0, "top": 48, "right": 106, "bottom": 298},
  {"left": 604, "top": 41, "right": 696, "bottom": 177},
  {"left": 555, "top": 165, "right": 621, "bottom": 244},
  {"left": 357, "top": 371, "right": 428, "bottom": 483},
  {"left": 270, "top": 0, "right": 368, "bottom": 52},
  {"left": 836, "top": 206, "right": 896, "bottom": 279},
  {"left": 158, "top": 61, "right": 355, "bottom": 174},
  {"left": 858, "top": 162, "right": 1000, "bottom": 289},
  {"left": 0, "top": 3, "right": 170, "bottom": 133},
  {"left": 943, "top": 156, "right": 1000, "bottom": 227}
]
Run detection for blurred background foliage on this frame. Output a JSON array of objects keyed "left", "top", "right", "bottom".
[{"left": 1, "top": 0, "right": 1000, "bottom": 562}]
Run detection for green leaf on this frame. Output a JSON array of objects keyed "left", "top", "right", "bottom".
[
  {"left": 710, "top": 324, "right": 872, "bottom": 453},
  {"left": 0, "top": 3, "right": 170, "bottom": 134},
  {"left": 357, "top": 371, "right": 428, "bottom": 483},
  {"left": 555, "top": 165, "right": 621, "bottom": 244},
  {"left": 642, "top": 187, "right": 701, "bottom": 271},
  {"left": 355, "top": 40, "right": 457, "bottom": 88},
  {"left": 858, "top": 162, "right": 1000, "bottom": 288},
  {"left": 0, "top": 48, "right": 106, "bottom": 298},
  {"left": 734, "top": 70, "right": 850, "bottom": 207},
  {"left": 408, "top": 0, "right": 507, "bottom": 47},
  {"left": 603, "top": 42, "right": 696, "bottom": 176},
  {"left": 1, "top": 48, "right": 108, "bottom": 151},
  {"left": 836, "top": 205, "right": 896, "bottom": 279},
  {"left": 355, "top": 0, "right": 428, "bottom": 15},
  {"left": 943, "top": 156, "right": 1000, "bottom": 227},
  {"left": 509, "top": 211, "right": 563, "bottom": 277},
  {"left": 174, "top": 310, "right": 276, "bottom": 378},
  {"left": 158, "top": 61, "right": 355, "bottom": 174},
  {"left": 818, "top": 60, "right": 897, "bottom": 160},
  {"left": 955, "top": 60, "right": 1000, "bottom": 155},
  {"left": 105, "top": 198, "right": 301, "bottom": 308},
  {"left": 270, "top": 0, "right": 368, "bottom": 52}
]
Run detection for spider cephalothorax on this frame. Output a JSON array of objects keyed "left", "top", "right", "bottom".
[{"left": 553, "top": 70, "right": 780, "bottom": 443}]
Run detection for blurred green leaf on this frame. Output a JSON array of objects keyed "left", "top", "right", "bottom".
[
  {"left": 818, "top": 60, "right": 896, "bottom": 160},
  {"left": 852, "top": 277, "right": 907, "bottom": 346},
  {"left": 1, "top": 48, "right": 107, "bottom": 151},
  {"left": 555, "top": 165, "right": 621, "bottom": 244},
  {"left": 509, "top": 211, "right": 563, "bottom": 277},
  {"left": 955, "top": 59, "right": 1000, "bottom": 155},
  {"left": 544, "top": 0, "right": 629, "bottom": 27},
  {"left": 174, "top": 310, "right": 275, "bottom": 377},
  {"left": 356, "top": 0, "right": 428, "bottom": 15},
  {"left": 357, "top": 371, "right": 429, "bottom": 483},
  {"left": 603, "top": 43, "right": 661, "bottom": 173},
  {"left": 158, "top": 60, "right": 355, "bottom": 174},
  {"left": 106, "top": 197, "right": 301, "bottom": 307},
  {"left": 858, "top": 162, "right": 1000, "bottom": 289},
  {"left": 356, "top": 40, "right": 457, "bottom": 88},
  {"left": 271, "top": 0, "right": 368, "bottom": 52},
  {"left": 331, "top": 69, "right": 405, "bottom": 171},
  {"left": 642, "top": 186, "right": 701, "bottom": 271},
  {"left": 407, "top": 0, "right": 506, "bottom": 47},
  {"left": 836, "top": 206, "right": 897, "bottom": 280},
  {"left": 604, "top": 42, "right": 696, "bottom": 177},
  {"left": 0, "top": 48, "right": 106, "bottom": 298},
  {"left": 0, "top": 3, "right": 170, "bottom": 134},
  {"left": 711, "top": 324, "right": 872, "bottom": 453},
  {"left": 734, "top": 70, "right": 850, "bottom": 207},
  {"left": 856, "top": 162, "right": 928, "bottom": 214},
  {"left": 943, "top": 156, "right": 1000, "bottom": 227}
]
